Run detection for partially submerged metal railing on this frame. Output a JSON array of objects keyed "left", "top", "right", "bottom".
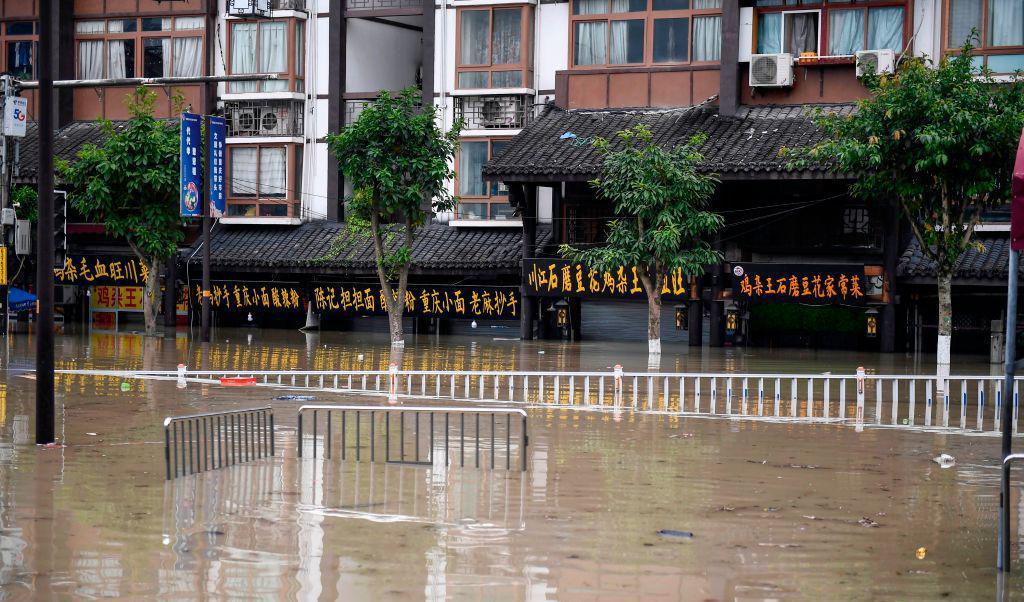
[
  {"left": 1000, "top": 453, "right": 1024, "bottom": 571},
  {"left": 164, "top": 407, "right": 274, "bottom": 479},
  {"left": 297, "top": 405, "right": 528, "bottom": 471}
]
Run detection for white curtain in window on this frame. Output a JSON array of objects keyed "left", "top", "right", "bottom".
[
  {"left": 174, "top": 16, "right": 205, "bottom": 31},
  {"left": 295, "top": 21, "right": 305, "bottom": 76},
  {"left": 75, "top": 21, "right": 105, "bottom": 34},
  {"left": 575, "top": 0, "right": 606, "bottom": 15},
  {"left": 868, "top": 7, "right": 904, "bottom": 51},
  {"left": 259, "top": 147, "right": 287, "bottom": 197},
  {"left": 828, "top": 9, "right": 863, "bottom": 55},
  {"left": 786, "top": 13, "right": 818, "bottom": 55},
  {"left": 575, "top": 21, "right": 607, "bottom": 65},
  {"left": 947, "top": 0, "right": 981, "bottom": 46},
  {"left": 107, "top": 40, "right": 128, "bottom": 78},
  {"left": 231, "top": 23, "right": 257, "bottom": 92},
  {"left": 693, "top": 0, "right": 722, "bottom": 7},
  {"left": 757, "top": 13, "right": 781, "bottom": 53},
  {"left": 260, "top": 22, "right": 287, "bottom": 91},
  {"left": 460, "top": 10, "right": 490, "bottom": 65},
  {"left": 610, "top": 20, "right": 630, "bottom": 63},
  {"left": 230, "top": 148, "right": 258, "bottom": 196},
  {"left": 458, "top": 142, "right": 487, "bottom": 196},
  {"left": 990, "top": 0, "right": 1024, "bottom": 46},
  {"left": 492, "top": 9, "right": 521, "bottom": 65},
  {"left": 173, "top": 37, "right": 201, "bottom": 77},
  {"left": 611, "top": 0, "right": 631, "bottom": 12},
  {"left": 78, "top": 40, "right": 103, "bottom": 79},
  {"left": 694, "top": 16, "right": 721, "bottom": 61},
  {"left": 160, "top": 38, "right": 172, "bottom": 77}
]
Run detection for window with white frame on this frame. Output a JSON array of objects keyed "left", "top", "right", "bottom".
[
  {"left": 230, "top": 20, "right": 304, "bottom": 93},
  {"left": 754, "top": 0, "right": 905, "bottom": 56}
]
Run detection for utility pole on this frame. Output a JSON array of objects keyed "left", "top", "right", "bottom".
[{"left": 35, "top": 0, "right": 54, "bottom": 445}]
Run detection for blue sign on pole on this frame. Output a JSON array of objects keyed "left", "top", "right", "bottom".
[
  {"left": 179, "top": 112, "right": 202, "bottom": 217},
  {"left": 207, "top": 115, "right": 226, "bottom": 218}
]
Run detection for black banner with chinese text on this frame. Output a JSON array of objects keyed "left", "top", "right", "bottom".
[
  {"left": 190, "top": 282, "right": 306, "bottom": 312},
  {"left": 55, "top": 255, "right": 148, "bottom": 286},
  {"left": 312, "top": 283, "right": 519, "bottom": 320},
  {"left": 523, "top": 259, "right": 687, "bottom": 300},
  {"left": 731, "top": 263, "right": 866, "bottom": 305}
]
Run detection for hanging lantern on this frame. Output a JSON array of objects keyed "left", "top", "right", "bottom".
[
  {"left": 554, "top": 299, "right": 570, "bottom": 329},
  {"left": 865, "top": 308, "right": 879, "bottom": 338},
  {"left": 675, "top": 304, "right": 688, "bottom": 330}
]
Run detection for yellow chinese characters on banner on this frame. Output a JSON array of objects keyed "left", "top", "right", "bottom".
[
  {"left": 55, "top": 256, "right": 148, "bottom": 286},
  {"left": 312, "top": 284, "right": 519, "bottom": 320},
  {"left": 732, "top": 263, "right": 867, "bottom": 305},
  {"left": 192, "top": 283, "right": 304, "bottom": 312},
  {"left": 91, "top": 286, "right": 145, "bottom": 310},
  {"left": 524, "top": 259, "right": 686, "bottom": 300},
  {"left": 90, "top": 286, "right": 118, "bottom": 309},
  {"left": 0, "top": 247, "right": 6, "bottom": 286}
]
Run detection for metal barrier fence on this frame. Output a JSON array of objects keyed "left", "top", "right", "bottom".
[
  {"left": 296, "top": 405, "right": 528, "bottom": 471},
  {"left": 164, "top": 407, "right": 275, "bottom": 480},
  {"left": 83, "top": 366, "right": 1024, "bottom": 435}
]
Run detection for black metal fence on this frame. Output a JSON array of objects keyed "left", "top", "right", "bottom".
[
  {"left": 297, "top": 405, "right": 528, "bottom": 471},
  {"left": 164, "top": 407, "right": 275, "bottom": 479}
]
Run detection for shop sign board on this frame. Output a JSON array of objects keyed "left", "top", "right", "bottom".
[
  {"left": 523, "top": 259, "right": 687, "bottom": 300},
  {"left": 55, "top": 256, "right": 148, "bottom": 286},
  {"left": 179, "top": 112, "right": 202, "bottom": 217},
  {"left": 312, "top": 284, "right": 520, "bottom": 320},
  {"left": 731, "top": 263, "right": 866, "bottom": 305}
]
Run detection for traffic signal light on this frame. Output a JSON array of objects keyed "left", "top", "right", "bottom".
[{"left": 54, "top": 192, "right": 66, "bottom": 268}]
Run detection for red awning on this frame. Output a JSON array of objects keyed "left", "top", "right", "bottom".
[{"left": 1012, "top": 127, "right": 1024, "bottom": 250}]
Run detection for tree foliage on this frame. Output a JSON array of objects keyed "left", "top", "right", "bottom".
[
  {"left": 11, "top": 185, "right": 36, "bottom": 222},
  {"left": 57, "top": 87, "right": 185, "bottom": 334},
  {"left": 787, "top": 43, "right": 1024, "bottom": 274},
  {"left": 326, "top": 88, "right": 462, "bottom": 346},
  {"left": 560, "top": 125, "right": 722, "bottom": 349}
]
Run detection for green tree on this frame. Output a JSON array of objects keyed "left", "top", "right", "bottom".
[
  {"left": 326, "top": 88, "right": 461, "bottom": 348},
  {"left": 788, "top": 42, "right": 1024, "bottom": 366},
  {"left": 11, "top": 185, "right": 37, "bottom": 222},
  {"left": 560, "top": 125, "right": 722, "bottom": 354},
  {"left": 58, "top": 87, "right": 184, "bottom": 335}
]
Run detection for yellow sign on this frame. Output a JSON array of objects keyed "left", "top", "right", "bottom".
[{"left": 0, "top": 247, "right": 6, "bottom": 286}]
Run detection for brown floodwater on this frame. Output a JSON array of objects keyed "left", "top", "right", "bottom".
[{"left": 0, "top": 328, "right": 1019, "bottom": 599}]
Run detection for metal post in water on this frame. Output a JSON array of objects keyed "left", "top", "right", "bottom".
[
  {"left": 521, "top": 413, "right": 528, "bottom": 472},
  {"left": 164, "top": 425, "right": 171, "bottom": 480},
  {"left": 297, "top": 412, "right": 304, "bottom": 458},
  {"left": 999, "top": 248, "right": 1019, "bottom": 571},
  {"left": 326, "top": 410, "right": 332, "bottom": 459}
]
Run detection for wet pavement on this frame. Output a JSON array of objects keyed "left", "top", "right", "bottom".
[{"left": 0, "top": 328, "right": 1019, "bottom": 599}]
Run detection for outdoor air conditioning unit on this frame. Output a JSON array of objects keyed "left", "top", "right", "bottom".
[
  {"left": 749, "top": 53, "right": 794, "bottom": 87},
  {"left": 478, "top": 98, "right": 518, "bottom": 128},
  {"left": 228, "top": 0, "right": 271, "bottom": 18},
  {"left": 856, "top": 49, "right": 896, "bottom": 77},
  {"left": 230, "top": 107, "right": 258, "bottom": 135},
  {"left": 259, "top": 106, "right": 285, "bottom": 135}
]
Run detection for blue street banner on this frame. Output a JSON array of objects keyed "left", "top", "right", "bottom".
[
  {"left": 207, "top": 115, "right": 226, "bottom": 218},
  {"left": 179, "top": 112, "right": 202, "bottom": 217}
]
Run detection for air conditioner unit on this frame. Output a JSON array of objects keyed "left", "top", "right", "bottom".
[
  {"left": 478, "top": 98, "right": 517, "bottom": 128},
  {"left": 749, "top": 53, "right": 794, "bottom": 87},
  {"left": 230, "top": 108, "right": 258, "bottom": 135},
  {"left": 259, "top": 106, "right": 284, "bottom": 134},
  {"left": 856, "top": 49, "right": 896, "bottom": 77},
  {"left": 228, "top": 0, "right": 271, "bottom": 18}
]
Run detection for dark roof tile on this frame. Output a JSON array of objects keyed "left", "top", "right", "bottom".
[{"left": 898, "top": 235, "right": 1017, "bottom": 281}]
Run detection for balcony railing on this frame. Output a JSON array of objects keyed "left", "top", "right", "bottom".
[
  {"left": 271, "top": 0, "right": 307, "bottom": 9},
  {"left": 344, "top": 99, "right": 423, "bottom": 125},
  {"left": 345, "top": 0, "right": 422, "bottom": 11},
  {"left": 224, "top": 100, "right": 305, "bottom": 137},
  {"left": 455, "top": 95, "right": 534, "bottom": 130}
]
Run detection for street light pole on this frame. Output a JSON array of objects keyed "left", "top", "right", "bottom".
[{"left": 35, "top": 0, "right": 54, "bottom": 444}]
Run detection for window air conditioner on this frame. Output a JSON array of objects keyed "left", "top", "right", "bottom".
[
  {"left": 855, "top": 49, "right": 896, "bottom": 77},
  {"left": 749, "top": 53, "right": 794, "bottom": 87},
  {"left": 230, "top": 108, "right": 259, "bottom": 135},
  {"left": 259, "top": 106, "right": 284, "bottom": 134},
  {"left": 228, "top": 0, "right": 271, "bottom": 18},
  {"left": 479, "top": 98, "right": 516, "bottom": 128}
]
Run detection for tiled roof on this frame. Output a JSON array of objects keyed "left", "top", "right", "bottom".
[
  {"left": 483, "top": 104, "right": 856, "bottom": 180},
  {"left": 196, "top": 220, "right": 549, "bottom": 275},
  {"left": 14, "top": 121, "right": 129, "bottom": 183},
  {"left": 898, "top": 235, "right": 1018, "bottom": 281}
]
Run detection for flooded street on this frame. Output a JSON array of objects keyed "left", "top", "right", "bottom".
[{"left": 0, "top": 328, "right": 1018, "bottom": 599}]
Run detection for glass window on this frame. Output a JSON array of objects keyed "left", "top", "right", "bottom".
[
  {"left": 491, "top": 70, "right": 522, "bottom": 87},
  {"left": 693, "top": 16, "right": 721, "bottom": 61},
  {"left": 108, "top": 19, "right": 137, "bottom": 33},
  {"left": 784, "top": 12, "right": 818, "bottom": 55},
  {"left": 143, "top": 38, "right": 169, "bottom": 78},
  {"left": 227, "top": 204, "right": 257, "bottom": 217},
  {"left": 757, "top": 12, "right": 782, "bottom": 53},
  {"left": 654, "top": 0, "right": 689, "bottom": 10},
  {"left": 614, "top": 0, "right": 648, "bottom": 12},
  {"left": 947, "top": 0, "right": 981, "bottom": 47},
  {"left": 459, "top": 203, "right": 488, "bottom": 220},
  {"left": 75, "top": 21, "right": 105, "bottom": 34},
  {"left": 574, "top": 21, "right": 608, "bottom": 65},
  {"left": 108, "top": 40, "right": 135, "bottom": 78},
  {"left": 868, "top": 7, "right": 903, "bottom": 51},
  {"left": 6, "top": 41, "right": 32, "bottom": 78},
  {"left": 259, "top": 22, "right": 288, "bottom": 91},
  {"left": 231, "top": 22, "right": 257, "bottom": 93},
  {"left": 259, "top": 204, "right": 288, "bottom": 217},
  {"left": 489, "top": 141, "right": 510, "bottom": 196},
  {"left": 230, "top": 148, "right": 258, "bottom": 196},
  {"left": 458, "top": 71, "right": 490, "bottom": 87},
  {"left": 654, "top": 18, "right": 689, "bottom": 62},
  {"left": 173, "top": 37, "right": 201, "bottom": 77},
  {"left": 6, "top": 22, "right": 32, "bottom": 36},
  {"left": 575, "top": 0, "right": 607, "bottom": 14},
  {"left": 141, "top": 18, "right": 171, "bottom": 32},
  {"left": 78, "top": 40, "right": 103, "bottom": 79},
  {"left": 987, "top": 53, "right": 1024, "bottom": 71},
  {"left": 295, "top": 21, "right": 305, "bottom": 76},
  {"left": 988, "top": 0, "right": 1024, "bottom": 47},
  {"left": 828, "top": 9, "right": 863, "bottom": 55},
  {"left": 611, "top": 19, "right": 645, "bottom": 63},
  {"left": 459, "top": 141, "right": 488, "bottom": 196},
  {"left": 461, "top": 10, "right": 490, "bottom": 64},
  {"left": 259, "top": 147, "right": 287, "bottom": 197},
  {"left": 492, "top": 9, "right": 521, "bottom": 64},
  {"left": 174, "top": 17, "right": 205, "bottom": 31}
]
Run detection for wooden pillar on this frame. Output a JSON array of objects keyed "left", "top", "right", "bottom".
[
  {"left": 709, "top": 237, "right": 725, "bottom": 347},
  {"left": 880, "top": 200, "right": 900, "bottom": 353},
  {"left": 517, "top": 184, "right": 537, "bottom": 340},
  {"left": 688, "top": 285, "right": 703, "bottom": 347},
  {"left": 162, "top": 259, "right": 177, "bottom": 336}
]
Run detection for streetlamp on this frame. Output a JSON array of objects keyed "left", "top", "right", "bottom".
[
  {"left": 865, "top": 307, "right": 879, "bottom": 339},
  {"left": 674, "top": 303, "right": 687, "bottom": 330}
]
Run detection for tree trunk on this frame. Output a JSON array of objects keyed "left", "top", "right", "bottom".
[
  {"left": 368, "top": 202, "right": 408, "bottom": 350},
  {"left": 143, "top": 256, "right": 163, "bottom": 336},
  {"left": 936, "top": 269, "right": 952, "bottom": 366},
  {"left": 647, "top": 291, "right": 662, "bottom": 354}
]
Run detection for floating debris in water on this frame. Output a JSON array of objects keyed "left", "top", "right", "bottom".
[
  {"left": 656, "top": 529, "right": 694, "bottom": 539},
  {"left": 916, "top": 546, "right": 927, "bottom": 559},
  {"left": 858, "top": 517, "right": 880, "bottom": 528},
  {"left": 932, "top": 453, "right": 955, "bottom": 468},
  {"left": 274, "top": 395, "right": 316, "bottom": 401}
]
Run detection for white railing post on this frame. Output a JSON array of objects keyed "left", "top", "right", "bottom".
[
  {"left": 679, "top": 377, "right": 686, "bottom": 413},
  {"left": 742, "top": 377, "right": 749, "bottom": 416},
  {"left": 598, "top": 376, "right": 605, "bottom": 407},
  {"left": 695, "top": 378, "right": 701, "bottom": 413},
  {"left": 710, "top": 378, "right": 717, "bottom": 414},
  {"left": 875, "top": 378, "right": 882, "bottom": 425},
  {"left": 908, "top": 380, "right": 916, "bottom": 426},
  {"left": 176, "top": 363, "right": 186, "bottom": 388},
  {"left": 388, "top": 363, "right": 398, "bottom": 403},
  {"left": 585, "top": 376, "right": 591, "bottom": 406},
  {"left": 758, "top": 377, "right": 764, "bottom": 416},
  {"left": 925, "top": 379, "right": 932, "bottom": 426},
  {"left": 647, "top": 376, "right": 654, "bottom": 411},
  {"left": 539, "top": 375, "right": 545, "bottom": 404},
  {"left": 663, "top": 376, "right": 670, "bottom": 411},
  {"left": 806, "top": 378, "right": 813, "bottom": 419},
  {"left": 554, "top": 376, "right": 561, "bottom": 405},
  {"left": 632, "top": 376, "right": 638, "bottom": 408},
  {"left": 839, "top": 379, "right": 846, "bottom": 419},
  {"left": 823, "top": 378, "right": 830, "bottom": 419},
  {"left": 726, "top": 378, "right": 733, "bottom": 415},
  {"left": 1015, "top": 381, "right": 1020, "bottom": 435},
  {"left": 855, "top": 367, "right": 865, "bottom": 430},
  {"left": 995, "top": 383, "right": 1001, "bottom": 432},
  {"left": 790, "top": 378, "right": 797, "bottom": 418},
  {"left": 613, "top": 365, "right": 622, "bottom": 406},
  {"left": 960, "top": 379, "right": 967, "bottom": 430},
  {"left": 569, "top": 376, "right": 575, "bottom": 406},
  {"left": 977, "top": 380, "right": 985, "bottom": 431},
  {"left": 943, "top": 380, "right": 950, "bottom": 428},
  {"left": 773, "top": 378, "right": 781, "bottom": 417},
  {"left": 891, "top": 379, "right": 898, "bottom": 425}
]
